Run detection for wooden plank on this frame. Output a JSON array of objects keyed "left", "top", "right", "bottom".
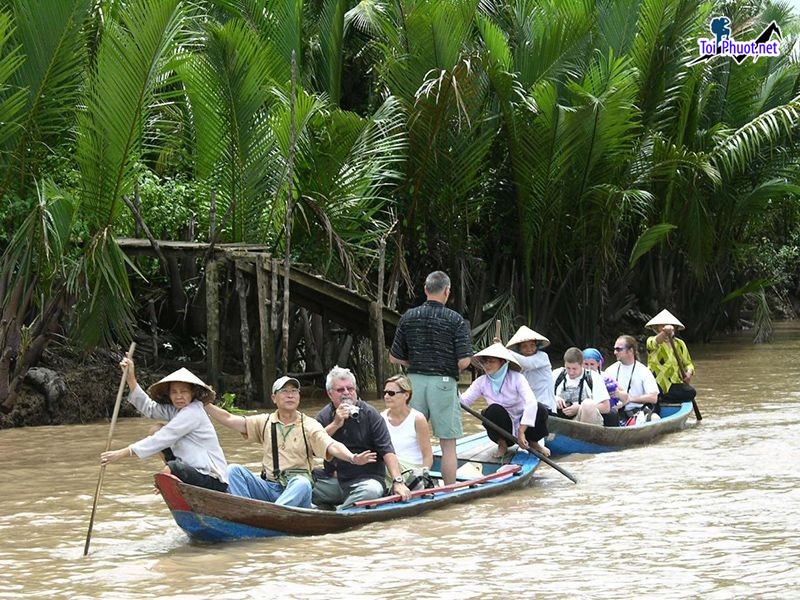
[{"left": 117, "top": 237, "right": 271, "bottom": 253}]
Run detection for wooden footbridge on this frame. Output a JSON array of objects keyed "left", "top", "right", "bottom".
[{"left": 117, "top": 238, "right": 400, "bottom": 401}]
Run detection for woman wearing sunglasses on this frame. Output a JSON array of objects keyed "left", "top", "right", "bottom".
[{"left": 381, "top": 375, "right": 433, "bottom": 486}]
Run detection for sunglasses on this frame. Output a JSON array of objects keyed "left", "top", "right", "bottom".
[
  {"left": 613, "top": 346, "right": 629, "bottom": 352},
  {"left": 334, "top": 385, "right": 356, "bottom": 393},
  {"left": 382, "top": 389, "right": 406, "bottom": 396}
]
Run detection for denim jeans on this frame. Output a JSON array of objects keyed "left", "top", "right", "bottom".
[{"left": 226, "top": 464, "right": 312, "bottom": 507}]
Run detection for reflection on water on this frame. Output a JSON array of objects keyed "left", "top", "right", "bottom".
[{"left": 1, "top": 324, "right": 800, "bottom": 598}]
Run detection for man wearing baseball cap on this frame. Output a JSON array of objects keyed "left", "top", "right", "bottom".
[{"left": 205, "top": 375, "right": 376, "bottom": 507}]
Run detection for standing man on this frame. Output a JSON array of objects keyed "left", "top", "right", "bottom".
[
  {"left": 314, "top": 366, "right": 411, "bottom": 509},
  {"left": 603, "top": 335, "right": 659, "bottom": 421},
  {"left": 205, "top": 376, "right": 376, "bottom": 507},
  {"left": 389, "top": 271, "right": 472, "bottom": 485}
]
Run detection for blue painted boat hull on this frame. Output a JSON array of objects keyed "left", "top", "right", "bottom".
[
  {"left": 545, "top": 402, "right": 695, "bottom": 456},
  {"left": 155, "top": 432, "right": 540, "bottom": 542}
]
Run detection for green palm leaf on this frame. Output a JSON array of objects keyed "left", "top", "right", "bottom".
[
  {"left": 629, "top": 222, "right": 677, "bottom": 266},
  {"left": 0, "top": 0, "right": 91, "bottom": 197},
  {"left": 315, "top": 0, "right": 346, "bottom": 105},
  {"left": 0, "top": 9, "right": 26, "bottom": 149},
  {"left": 76, "top": 0, "right": 186, "bottom": 229},
  {"left": 72, "top": 0, "right": 188, "bottom": 347}
]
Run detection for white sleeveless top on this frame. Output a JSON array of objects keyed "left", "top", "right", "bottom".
[{"left": 381, "top": 407, "right": 424, "bottom": 466}]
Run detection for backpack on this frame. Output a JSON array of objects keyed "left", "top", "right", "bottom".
[{"left": 553, "top": 370, "right": 593, "bottom": 394}]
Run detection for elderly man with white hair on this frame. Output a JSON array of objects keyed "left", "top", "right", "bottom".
[{"left": 313, "top": 366, "right": 411, "bottom": 510}]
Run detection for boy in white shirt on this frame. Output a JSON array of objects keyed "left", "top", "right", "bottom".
[{"left": 552, "top": 347, "right": 610, "bottom": 425}]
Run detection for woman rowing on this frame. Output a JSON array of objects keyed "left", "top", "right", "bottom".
[
  {"left": 459, "top": 342, "right": 551, "bottom": 457},
  {"left": 99, "top": 355, "right": 228, "bottom": 492}
]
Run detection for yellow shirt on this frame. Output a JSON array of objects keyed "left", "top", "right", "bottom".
[
  {"left": 244, "top": 412, "right": 334, "bottom": 482},
  {"left": 646, "top": 336, "right": 695, "bottom": 392}
]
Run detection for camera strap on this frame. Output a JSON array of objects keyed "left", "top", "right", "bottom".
[{"left": 271, "top": 421, "right": 280, "bottom": 480}]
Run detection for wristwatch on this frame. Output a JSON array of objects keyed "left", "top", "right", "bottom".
[{"left": 392, "top": 476, "right": 404, "bottom": 485}]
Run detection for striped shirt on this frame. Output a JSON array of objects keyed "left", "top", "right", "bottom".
[{"left": 390, "top": 300, "right": 472, "bottom": 378}]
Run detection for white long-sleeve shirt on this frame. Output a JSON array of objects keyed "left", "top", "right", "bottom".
[
  {"left": 509, "top": 350, "right": 556, "bottom": 411},
  {"left": 127, "top": 385, "right": 228, "bottom": 483}
]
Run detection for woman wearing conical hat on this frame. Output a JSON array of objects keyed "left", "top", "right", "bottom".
[
  {"left": 645, "top": 309, "right": 697, "bottom": 404},
  {"left": 505, "top": 326, "right": 555, "bottom": 412},
  {"left": 99, "top": 354, "right": 228, "bottom": 492},
  {"left": 459, "top": 343, "right": 551, "bottom": 458}
]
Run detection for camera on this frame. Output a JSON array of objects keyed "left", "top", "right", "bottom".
[{"left": 341, "top": 399, "right": 360, "bottom": 416}]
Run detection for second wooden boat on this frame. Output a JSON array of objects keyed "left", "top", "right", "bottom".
[{"left": 545, "top": 401, "right": 695, "bottom": 455}]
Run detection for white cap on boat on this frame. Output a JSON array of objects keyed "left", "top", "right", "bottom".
[{"left": 272, "top": 375, "right": 301, "bottom": 393}]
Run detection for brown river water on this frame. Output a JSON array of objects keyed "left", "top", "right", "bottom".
[{"left": 1, "top": 324, "right": 799, "bottom": 599}]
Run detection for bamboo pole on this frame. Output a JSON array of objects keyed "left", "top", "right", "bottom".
[{"left": 83, "top": 342, "right": 136, "bottom": 556}]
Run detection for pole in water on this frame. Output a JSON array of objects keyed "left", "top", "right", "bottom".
[
  {"left": 459, "top": 402, "right": 578, "bottom": 484},
  {"left": 83, "top": 342, "right": 136, "bottom": 556}
]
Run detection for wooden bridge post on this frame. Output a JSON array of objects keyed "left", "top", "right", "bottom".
[
  {"left": 368, "top": 301, "right": 385, "bottom": 399},
  {"left": 205, "top": 258, "right": 221, "bottom": 392},
  {"left": 256, "top": 255, "right": 276, "bottom": 401},
  {"left": 235, "top": 261, "right": 254, "bottom": 403}
]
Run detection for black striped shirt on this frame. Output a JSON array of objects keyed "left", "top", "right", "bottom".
[{"left": 390, "top": 301, "right": 472, "bottom": 377}]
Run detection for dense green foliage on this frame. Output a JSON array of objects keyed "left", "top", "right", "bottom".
[{"left": 1, "top": 0, "right": 799, "bottom": 395}]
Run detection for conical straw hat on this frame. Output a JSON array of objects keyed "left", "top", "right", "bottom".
[
  {"left": 475, "top": 342, "right": 521, "bottom": 371},
  {"left": 645, "top": 309, "right": 685, "bottom": 331},
  {"left": 147, "top": 368, "right": 216, "bottom": 404},
  {"left": 506, "top": 325, "right": 550, "bottom": 350}
]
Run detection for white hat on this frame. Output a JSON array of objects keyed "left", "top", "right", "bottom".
[
  {"left": 147, "top": 368, "right": 215, "bottom": 404},
  {"left": 272, "top": 375, "right": 301, "bottom": 394},
  {"left": 506, "top": 325, "right": 550, "bottom": 350},
  {"left": 475, "top": 343, "right": 521, "bottom": 371},
  {"left": 645, "top": 309, "right": 685, "bottom": 331}
]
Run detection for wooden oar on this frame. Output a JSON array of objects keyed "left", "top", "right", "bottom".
[
  {"left": 83, "top": 342, "right": 136, "bottom": 556},
  {"left": 353, "top": 464, "right": 522, "bottom": 508},
  {"left": 460, "top": 402, "right": 577, "bottom": 484},
  {"left": 666, "top": 336, "right": 702, "bottom": 421}
]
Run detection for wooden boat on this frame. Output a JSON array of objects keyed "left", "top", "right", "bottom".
[
  {"left": 545, "top": 401, "right": 695, "bottom": 456},
  {"left": 154, "top": 432, "right": 540, "bottom": 542}
]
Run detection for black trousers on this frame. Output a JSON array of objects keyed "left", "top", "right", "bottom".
[
  {"left": 659, "top": 382, "right": 696, "bottom": 403},
  {"left": 167, "top": 459, "right": 228, "bottom": 493},
  {"left": 482, "top": 402, "right": 549, "bottom": 445}
]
